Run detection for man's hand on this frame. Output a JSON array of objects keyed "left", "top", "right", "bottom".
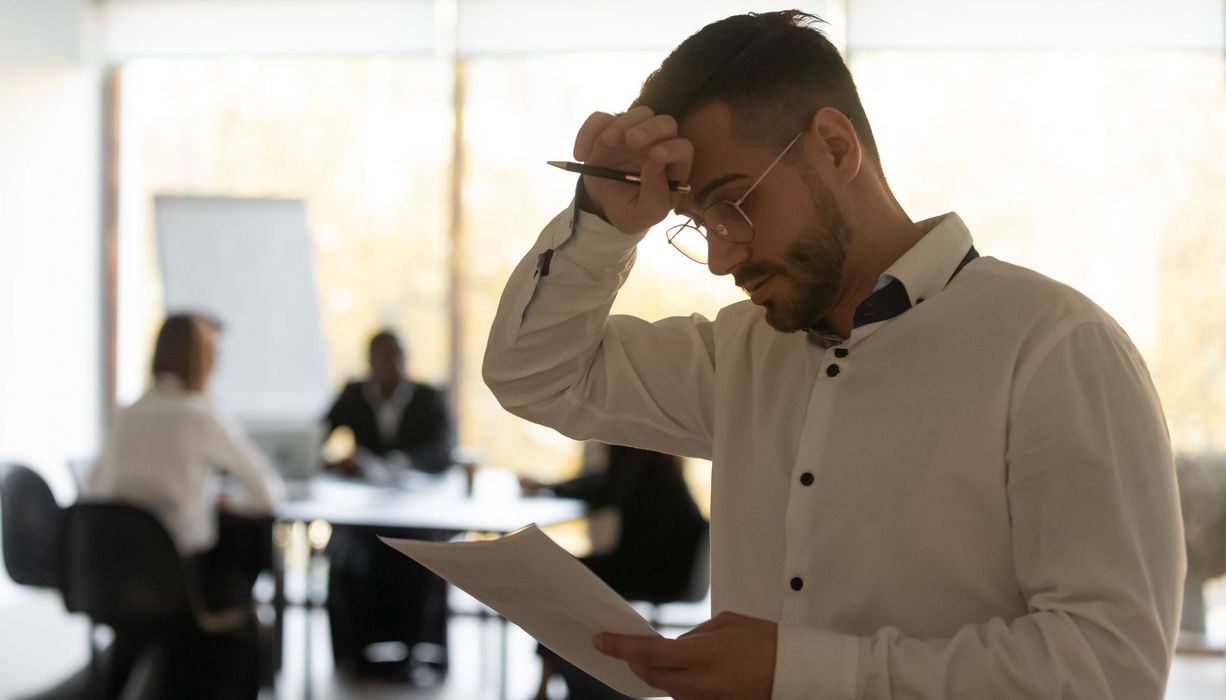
[
  {"left": 328, "top": 446, "right": 377, "bottom": 478},
  {"left": 594, "top": 611, "right": 776, "bottom": 700},
  {"left": 573, "top": 105, "right": 694, "bottom": 236},
  {"left": 327, "top": 456, "right": 364, "bottom": 477},
  {"left": 518, "top": 476, "right": 546, "bottom": 495}
]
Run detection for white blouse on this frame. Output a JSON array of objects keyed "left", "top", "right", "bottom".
[{"left": 88, "top": 375, "right": 285, "bottom": 554}]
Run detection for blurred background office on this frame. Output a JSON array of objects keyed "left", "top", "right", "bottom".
[{"left": 1, "top": 0, "right": 1225, "bottom": 698}]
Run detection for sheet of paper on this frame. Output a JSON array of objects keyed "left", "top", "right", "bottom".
[{"left": 380, "top": 525, "right": 665, "bottom": 697}]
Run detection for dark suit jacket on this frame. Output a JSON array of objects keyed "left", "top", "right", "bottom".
[{"left": 324, "top": 380, "right": 455, "bottom": 474}]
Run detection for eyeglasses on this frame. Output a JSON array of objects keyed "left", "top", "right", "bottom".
[{"left": 665, "top": 131, "right": 804, "bottom": 264}]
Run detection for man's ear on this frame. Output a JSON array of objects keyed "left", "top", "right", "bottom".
[{"left": 806, "top": 107, "right": 862, "bottom": 186}]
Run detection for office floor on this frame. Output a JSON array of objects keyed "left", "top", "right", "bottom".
[{"left": 2, "top": 588, "right": 1224, "bottom": 700}]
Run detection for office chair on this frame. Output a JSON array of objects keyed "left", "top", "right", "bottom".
[
  {"left": 1176, "top": 452, "right": 1226, "bottom": 640},
  {"left": 637, "top": 530, "right": 711, "bottom": 628},
  {"left": 60, "top": 501, "right": 258, "bottom": 700},
  {"left": 0, "top": 463, "right": 63, "bottom": 591}
]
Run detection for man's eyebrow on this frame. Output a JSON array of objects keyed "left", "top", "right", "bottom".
[{"left": 690, "top": 173, "right": 751, "bottom": 210}]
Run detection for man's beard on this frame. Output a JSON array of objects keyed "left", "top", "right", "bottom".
[{"left": 738, "top": 183, "right": 851, "bottom": 332}]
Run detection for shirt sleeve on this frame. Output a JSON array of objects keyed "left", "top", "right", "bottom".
[
  {"left": 399, "top": 386, "right": 455, "bottom": 474},
  {"left": 200, "top": 410, "right": 286, "bottom": 512},
  {"left": 86, "top": 410, "right": 123, "bottom": 496},
  {"left": 772, "top": 319, "right": 1185, "bottom": 699},
  {"left": 482, "top": 202, "right": 717, "bottom": 459},
  {"left": 323, "top": 384, "right": 348, "bottom": 437}
]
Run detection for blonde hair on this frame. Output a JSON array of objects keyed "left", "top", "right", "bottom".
[{"left": 151, "top": 313, "right": 222, "bottom": 393}]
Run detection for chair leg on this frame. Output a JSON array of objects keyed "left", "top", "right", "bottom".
[
  {"left": 534, "top": 655, "right": 554, "bottom": 700},
  {"left": 86, "top": 623, "right": 106, "bottom": 700}
]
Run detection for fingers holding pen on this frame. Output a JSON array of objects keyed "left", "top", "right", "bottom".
[
  {"left": 571, "top": 106, "right": 692, "bottom": 235},
  {"left": 574, "top": 107, "right": 659, "bottom": 161},
  {"left": 599, "top": 105, "right": 660, "bottom": 149},
  {"left": 575, "top": 107, "right": 683, "bottom": 162},
  {"left": 622, "top": 112, "right": 679, "bottom": 150},
  {"left": 636, "top": 137, "right": 693, "bottom": 214},
  {"left": 574, "top": 111, "right": 616, "bottom": 162},
  {"left": 647, "top": 136, "right": 693, "bottom": 184}
]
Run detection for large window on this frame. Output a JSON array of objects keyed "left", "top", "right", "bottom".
[
  {"left": 853, "top": 48, "right": 1226, "bottom": 644},
  {"left": 852, "top": 50, "right": 1226, "bottom": 452},
  {"left": 111, "top": 16, "right": 1226, "bottom": 526},
  {"left": 458, "top": 53, "right": 744, "bottom": 482},
  {"left": 115, "top": 50, "right": 737, "bottom": 505},
  {"left": 116, "top": 56, "right": 453, "bottom": 406}
]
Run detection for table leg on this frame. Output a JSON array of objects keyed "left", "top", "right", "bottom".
[
  {"left": 303, "top": 539, "right": 318, "bottom": 700},
  {"left": 500, "top": 615, "right": 509, "bottom": 700},
  {"left": 303, "top": 610, "right": 313, "bottom": 700},
  {"left": 274, "top": 519, "right": 316, "bottom": 700},
  {"left": 270, "top": 527, "right": 289, "bottom": 700}
]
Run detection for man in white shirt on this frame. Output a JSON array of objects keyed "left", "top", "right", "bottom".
[{"left": 482, "top": 10, "right": 1184, "bottom": 700}]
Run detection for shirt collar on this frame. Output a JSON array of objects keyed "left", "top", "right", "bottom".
[
  {"left": 881, "top": 212, "right": 976, "bottom": 308},
  {"left": 806, "top": 213, "right": 977, "bottom": 344},
  {"left": 153, "top": 372, "right": 188, "bottom": 393},
  {"left": 364, "top": 378, "right": 414, "bottom": 408}
]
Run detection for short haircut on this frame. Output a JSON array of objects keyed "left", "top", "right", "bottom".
[
  {"left": 151, "top": 312, "right": 222, "bottom": 393},
  {"left": 634, "top": 10, "right": 882, "bottom": 172},
  {"left": 368, "top": 328, "right": 404, "bottom": 355}
]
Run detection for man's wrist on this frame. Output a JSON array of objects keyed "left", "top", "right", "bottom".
[{"left": 575, "top": 178, "right": 611, "bottom": 224}]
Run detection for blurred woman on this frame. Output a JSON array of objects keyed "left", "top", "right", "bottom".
[{"left": 86, "top": 312, "right": 284, "bottom": 697}]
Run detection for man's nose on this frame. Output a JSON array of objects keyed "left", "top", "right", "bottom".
[{"left": 706, "top": 233, "right": 749, "bottom": 277}]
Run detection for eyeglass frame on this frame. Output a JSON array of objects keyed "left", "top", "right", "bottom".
[{"left": 665, "top": 131, "right": 805, "bottom": 264}]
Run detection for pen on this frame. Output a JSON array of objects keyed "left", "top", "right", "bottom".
[{"left": 547, "top": 160, "right": 691, "bottom": 194}]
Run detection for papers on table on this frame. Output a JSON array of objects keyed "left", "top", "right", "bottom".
[{"left": 381, "top": 524, "right": 665, "bottom": 697}]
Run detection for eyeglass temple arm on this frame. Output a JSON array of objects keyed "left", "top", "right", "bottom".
[{"left": 735, "top": 131, "right": 805, "bottom": 206}]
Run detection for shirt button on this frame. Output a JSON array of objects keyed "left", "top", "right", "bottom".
[
  {"left": 826, "top": 364, "right": 841, "bottom": 377},
  {"left": 834, "top": 348, "right": 848, "bottom": 358},
  {"left": 790, "top": 577, "right": 804, "bottom": 591},
  {"left": 800, "top": 472, "right": 814, "bottom": 486}
]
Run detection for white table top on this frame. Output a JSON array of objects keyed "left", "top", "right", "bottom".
[{"left": 274, "top": 467, "right": 586, "bottom": 534}]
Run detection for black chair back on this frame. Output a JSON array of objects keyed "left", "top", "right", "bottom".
[
  {"left": 61, "top": 501, "right": 198, "bottom": 632},
  {"left": 61, "top": 501, "right": 258, "bottom": 699},
  {"left": 0, "top": 463, "right": 63, "bottom": 589},
  {"left": 677, "top": 529, "right": 711, "bottom": 604}
]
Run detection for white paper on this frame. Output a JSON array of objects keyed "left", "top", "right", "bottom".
[{"left": 380, "top": 525, "right": 665, "bottom": 697}]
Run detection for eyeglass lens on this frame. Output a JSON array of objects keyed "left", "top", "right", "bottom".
[{"left": 666, "top": 201, "right": 753, "bottom": 264}]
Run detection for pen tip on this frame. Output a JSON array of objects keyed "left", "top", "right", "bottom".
[{"left": 546, "top": 160, "right": 567, "bottom": 168}]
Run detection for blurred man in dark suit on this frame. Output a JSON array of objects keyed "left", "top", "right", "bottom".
[{"left": 322, "top": 329, "right": 455, "bottom": 683}]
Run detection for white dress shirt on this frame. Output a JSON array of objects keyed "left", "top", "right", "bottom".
[
  {"left": 483, "top": 204, "right": 1185, "bottom": 699},
  {"left": 363, "top": 378, "right": 416, "bottom": 447},
  {"left": 88, "top": 375, "right": 286, "bottom": 554}
]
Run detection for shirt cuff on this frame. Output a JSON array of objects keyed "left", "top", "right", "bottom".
[
  {"left": 554, "top": 203, "right": 647, "bottom": 270},
  {"left": 773, "top": 623, "right": 862, "bottom": 700}
]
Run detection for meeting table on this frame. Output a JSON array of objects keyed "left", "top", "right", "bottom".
[{"left": 271, "top": 466, "right": 587, "bottom": 700}]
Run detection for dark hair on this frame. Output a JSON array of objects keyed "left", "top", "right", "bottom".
[
  {"left": 634, "top": 10, "right": 881, "bottom": 171},
  {"left": 151, "top": 312, "right": 222, "bottom": 392},
  {"left": 368, "top": 328, "right": 403, "bottom": 355}
]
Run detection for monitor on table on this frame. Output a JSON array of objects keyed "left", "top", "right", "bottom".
[{"left": 243, "top": 419, "right": 323, "bottom": 482}]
